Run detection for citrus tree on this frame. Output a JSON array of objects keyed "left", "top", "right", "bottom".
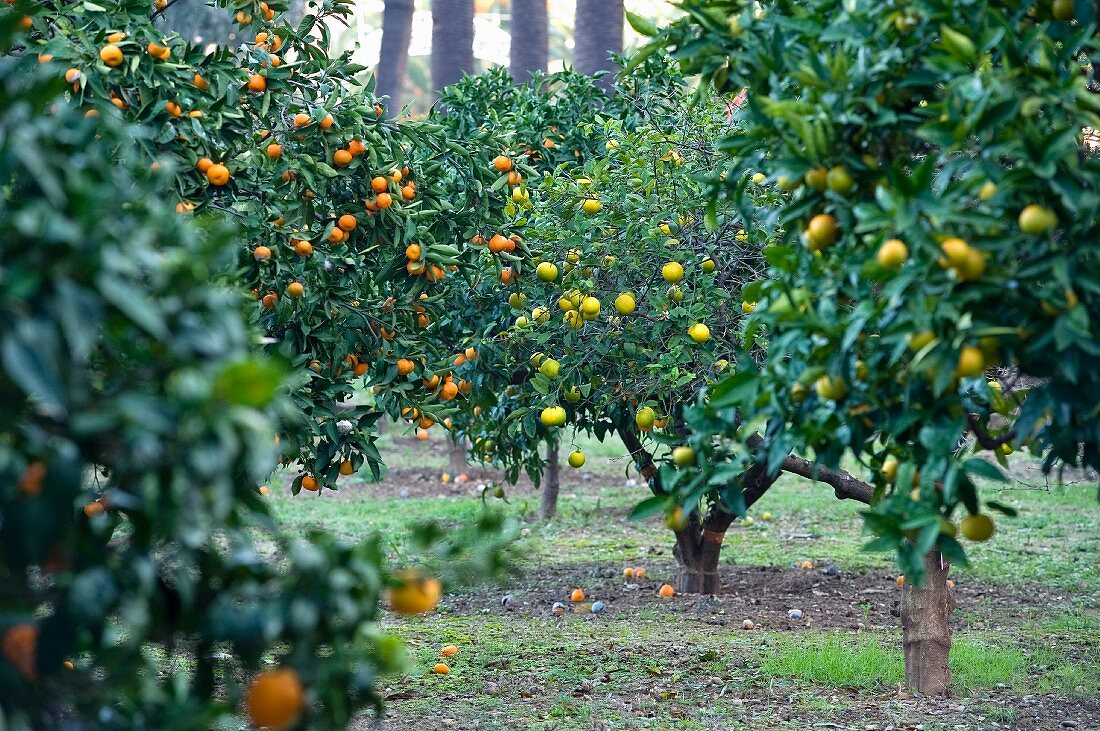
[
  {"left": 1, "top": 5, "right": 512, "bottom": 729},
  {"left": 645, "top": 0, "right": 1100, "bottom": 694},
  {"left": 26, "top": 0, "right": 506, "bottom": 492}
]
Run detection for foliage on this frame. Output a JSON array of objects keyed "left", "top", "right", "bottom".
[
  {"left": 0, "top": 4, "right": 513, "bottom": 728},
  {"left": 646, "top": 0, "right": 1100, "bottom": 578}
]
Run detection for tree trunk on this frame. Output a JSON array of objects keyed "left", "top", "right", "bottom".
[
  {"left": 900, "top": 550, "right": 955, "bottom": 696},
  {"left": 430, "top": 0, "right": 476, "bottom": 101},
  {"left": 448, "top": 439, "right": 467, "bottom": 475},
  {"left": 671, "top": 518, "right": 726, "bottom": 594},
  {"left": 376, "top": 0, "right": 415, "bottom": 114},
  {"left": 573, "top": 0, "right": 623, "bottom": 93},
  {"left": 539, "top": 442, "right": 560, "bottom": 520},
  {"left": 510, "top": 0, "right": 548, "bottom": 82}
]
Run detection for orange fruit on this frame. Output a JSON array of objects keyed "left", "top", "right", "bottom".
[
  {"left": 193, "top": 73, "right": 209, "bottom": 90},
  {"left": 406, "top": 260, "right": 426, "bottom": 276},
  {"left": 339, "top": 460, "right": 354, "bottom": 476},
  {"left": 492, "top": 155, "right": 512, "bottom": 172},
  {"left": 196, "top": 157, "right": 214, "bottom": 173},
  {"left": 402, "top": 184, "right": 416, "bottom": 201},
  {"left": 1, "top": 624, "right": 38, "bottom": 681},
  {"left": 441, "top": 645, "right": 458, "bottom": 657},
  {"left": 634, "top": 567, "right": 646, "bottom": 579},
  {"left": 396, "top": 358, "right": 415, "bottom": 376},
  {"left": 418, "top": 416, "right": 434, "bottom": 430},
  {"left": 83, "top": 501, "right": 104, "bottom": 517},
  {"left": 107, "top": 32, "right": 126, "bottom": 43},
  {"left": 287, "top": 282, "right": 305, "bottom": 298},
  {"left": 99, "top": 44, "right": 124, "bottom": 67},
  {"left": 294, "top": 241, "right": 313, "bottom": 257},
  {"left": 333, "top": 149, "right": 352, "bottom": 167},
  {"left": 247, "top": 73, "right": 266, "bottom": 92},
  {"left": 18, "top": 461, "right": 46, "bottom": 497},
  {"left": 65, "top": 68, "right": 81, "bottom": 83},
  {"left": 266, "top": 142, "right": 283, "bottom": 159},
  {"left": 338, "top": 214, "right": 357, "bottom": 231},
  {"left": 405, "top": 243, "right": 422, "bottom": 260},
  {"left": 328, "top": 228, "right": 346, "bottom": 244},
  {"left": 165, "top": 101, "right": 182, "bottom": 117},
  {"left": 388, "top": 570, "right": 442, "bottom": 614},
  {"left": 371, "top": 176, "right": 388, "bottom": 193},
  {"left": 207, "top": 163, "right": 230, "bottom": 186},
  {"left": 432, "top": 663, "right": 450, "bottom": 675},
  {"left": 658, "top": 584, "right": 675, "bottom": 597},
  {"left": 319, "top": 114, "right": 334, "bottom": 130},
  {"left": 440, "top": 382, "right": 459, "bottom": 401},
  {"left": 245, "top": 668, "right": 305, "bottom": 731},
  {"left": 570, "top": 588, "right": 585, "bottom": 602},
  {"left": 188, "top": 110, "right": 205, "bottom": 118},
  {"left": 376, "top": 192, "right": 393, "bottom": 208},
  {"left": 416, "top": 430, "right": 429, "bottom": 441},
  {"left": 623, "top": 567, "right": 635, "bottom": 579},
  {"left": 262, "top": 293, "right": 278, "bottom": 310},
  {"left": 147, "top": 42, "right": 171, "bottom": 60},
  {"left": 293, "top": 113, "right": 311, "bottom": 127},
  {"left": 254, "top": 245, "right": 272, "bottom": 261},
  {"left": 896, "top": 575, "right": 906, "bottom": 586},
  {"left": 300, "top": 475, "right": 319, "bottom": 491},
  {"left": 348, "top": 139, "right": 366, "bottom": 156}
]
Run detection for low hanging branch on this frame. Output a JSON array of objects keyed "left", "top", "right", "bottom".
[{"left": 778, "top": 453, "right": 875, "bottom": 504}]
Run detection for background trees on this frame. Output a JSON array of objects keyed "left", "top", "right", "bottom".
[
  {"left": 375, "top": 0, "right": 416, "bottom": 112},
  {"left": 573, "top": 0, "right": 623, "bottom": 91},
  {"left": 509, "top": 0, "right": 548, "bottom": 80},
  {"left": 430, "top": 0, "right": 476, "bottom": 98}
]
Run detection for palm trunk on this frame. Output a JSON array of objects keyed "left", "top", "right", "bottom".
[
  {"left": 901, "top": 550, "right": 955, "bottom": 695},
  {"left": 161, "top": 0, "right": 233, "bottom": 45},
  {"left": 509, "top": 0, "right": 548, "bottom": 81},
  {"left": 539, "top": 443, "right": 560, "bottom": 520},
  {"left": 430, "top": 0, "right": 476, "bottom": 101},
  {"left": 572, "top": 0, "right": 623, "bottom": 93},
  {"left": 376, "top": 0, "right": 415, "bottom": 113}
]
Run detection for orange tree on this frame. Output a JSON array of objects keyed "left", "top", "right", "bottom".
[
  {"left": 26, "top": 0, "right": 505, "bottom": 491},
  {"left": 0, "top": 5, "right": 512, "bottom": 729},
  {"left": 649, "top": 0, "right": 1100, "bottom": 693}
]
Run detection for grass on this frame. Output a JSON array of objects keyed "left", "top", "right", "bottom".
[{"left": 264, "top": 429, "right": 1100, "bottom": 728}]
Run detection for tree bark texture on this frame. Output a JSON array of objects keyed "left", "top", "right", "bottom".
[
  {"left": 430, "top": 0, "right": 476, "bottom": 101},
  {"left": 900, "top": 550, "right": 955, "bottom": 696},
  {"left": 376, "top": 0, "right": 415, "bottom": 113},
  {"left": 509, "top": 0, "right": 548, "bottom": 81},
  {"left": 572, "top": 0, "right": 623, "bottom": 93},
  {"left": 539, "top": 442, "right": 560, "bottom": 520}
]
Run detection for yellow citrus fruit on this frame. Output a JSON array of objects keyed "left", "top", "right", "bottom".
[
  {"left": 99, "top": 44, "right": 124, "bottom": 68},
  {"left": 814, "top": 375, "right": 846, "bottom": 401},
  {"left": 688, "top": 323, "right": 711, "bottom": 344},
  {"left": 960, "top": 513, "right": 995, "bottom": 541},
  {"left": 567, "top": 450, "right": 586, "bottom": 468},
  {"left": 580, "top": 296, "right": 601, "bottom": 319},
  {"left": 956, "top": 346, "right": 985, "bottom": 377},
  {"left": 671, "top": 446, "right": 695, "bottom": 467},
  {"left": 826, "top": 165, "right": 856, "bottom": 194},
  {"left": 876, "top": 239, "right": 908, "bottom": 270},
  {"left": 661, "top": 261, "right": 684, "bottom": 284},
  {"left": 805, "top": 214, "right": 839, "bottom": 250},
  {"left": 804, "top": 167, "right": 828, "bottom": 191},
  {"left": 540, "top": 406, "right": 567, "bottom": 427},
  {"left": 536, "top": 262, "right": 558, "bottom": 281},
  {"left": 538, "top": 358, "right": 560, "bottom": 379},
  {"left": 581, "top": 198, "right": 602, "bottom": 214},
  {"left": 635, "top": 406, "right": 656, "bottom": 431},
  {"left": 907, "top": 331, "right": 935, "bottom": 352},
  {"left": 614, "top": 292, "right": 636, "bottom": 315},
  {"left": 1018, "top": 204, "right": 1058, "bottom": 236},
  {"left": 388, "top": 570, "right": 442, "bottom": 614},
  {"left": 978, "top": 182, "right": 998, "bottom": 201}
]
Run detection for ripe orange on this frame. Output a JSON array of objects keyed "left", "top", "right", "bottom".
[
  {"left": 207, "top": 163, "right": 230, "bottom": 186},
  {"left": 165, "top": 101, "right": 182, "bottom": 117},
  {"left": 254, "top": 245, "right": 272, "bottom": 261},
  {"left": 293, "top": 113, "right": 311, "bottom": 127},
  {"left": 83, "top": 501, "right": 105, "bottom": 517},
  {"left": 1, "top": 624, "right": 38, "bottom": 681},
  {"left": 99, "top": 44, "right": 124, "bottom": 68},
  {"left": 492, "top": 155, "right": 512, "bottom": 172},
  {"left": 440, "top": 381, "right": 459, "bottom": 401},
  {"left": 300, "top": 475, "right": 319, "bottom": 491},
  {"left": 338, "top": 214, "right": 357, "bottom": 232},
  {"left": 348, "top": 139, "right": 366, "bottom": 156},
  {"left": 266, "top": 142, "right": 283, "bottom": 159},
  {"left": 262, "top": 293, "right": 278, "bottom": 310},
  {"left": 245, "top": 668, "right": 304, "bottom": 731},
  {"left": 416, "top": 430, "right": 429, "bottom": 441},
  {"left": 405, "top": 243, "right": 422, "bottom": 260},
  {"left": 339, "top": 460, "right": 354, "bottom": 476},
  {"left": 441, "top": 645, "right": 458, "bottom": 657},
  {"left": 402, "top": 184, "right": 416, "bottom": 200},
  {"left": 193, "top": 73, "right": 209, "bottom": 90},
  {"left": 371, "top": 176, "right": 388, "bottom": 193},
  {"left": 388, "top": 570, "right": 442, "bottom": 614},
  {"left": 634, "top": 567, "right": 646, "bottom": 579},
  {"left": 896, "top": 575, "right": 906, "bottom": 586},
  {"left": 396, "top": 358, "right": 415, "bottom": 376},
  {"left": 333, "top": 149, "right": 353, "bottom": 167},
  {"left": 65, "top": 67, "right": 81, "bottom": 84},
  {"left": 432, "top": 663, "right": 450, "bottom": 674},
  {"left": 658, "top": 584, "right": 675, "bottom": 598},
  {"left": 376, "top": 192, "right": 393, "bottom": 209},
  {"left": 294, "top": 241, "right": 313, "bottom": 257},
  {"left": 196, "top": 157, "right": 214, "bottom": 173},
  {"left": 570, "top": 588, "right": 585, "bottom": 602},
  {"left": 623, "top": 567, "right": 635, "bottom": 579},
  {"left": 287, "top": 282, "right": 305, "bottom": 299},
  {"left": 247, "top": 73, "right": 266, "bottom": 92},
  {"left": 147, "top": 42, "right": 171, "bottom": 60}
]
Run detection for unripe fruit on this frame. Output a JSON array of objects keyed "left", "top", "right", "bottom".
[
  {"left": 814, "top": 375, "right": 846, "bottom": 401},
  {"left": 960, "top": 513, "right": 995, "bottom": 541},
  {"left": 635, "top": 406, "right": 656, "bottom": 431},
  {"left": 536, "top": 262, "right": 558, "bottom": 281},
  {"left": 956, "top": 346, "right": 985, "bottom": 377},
  {"left": 540, "top": 406, "right": 567, "bottom": 427},
  {"left": 1018, "top": 205, "right": 1058, "bottom": 236},
  {"left": 671, "top": 446, "right": 695, "bottom": 467},
  {"left": 826, "top": 165, "right": 856, "bottom": 195},
  {"left": 568, "top": 450, "right": 586, "bottom": 468},
  {"left": 804, "top": 214, "right": 838, "bottom": 250},
  {"left": 539, "top": 358, "right": 560, "bottom": 379}
]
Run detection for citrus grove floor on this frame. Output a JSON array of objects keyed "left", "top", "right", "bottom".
[{"left": 267, "top": 429, "right": 1100, "bottom": 731}]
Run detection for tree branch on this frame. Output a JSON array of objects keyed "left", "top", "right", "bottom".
[
  {"left": 779, "top": 453, "right": 875, "bottom": 504},
  {"left": 617, "top": 424, "right": 663, "bottom": 495},
  {"left": 967, "top": 414, "right": 1013, "bottom": 451}
]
